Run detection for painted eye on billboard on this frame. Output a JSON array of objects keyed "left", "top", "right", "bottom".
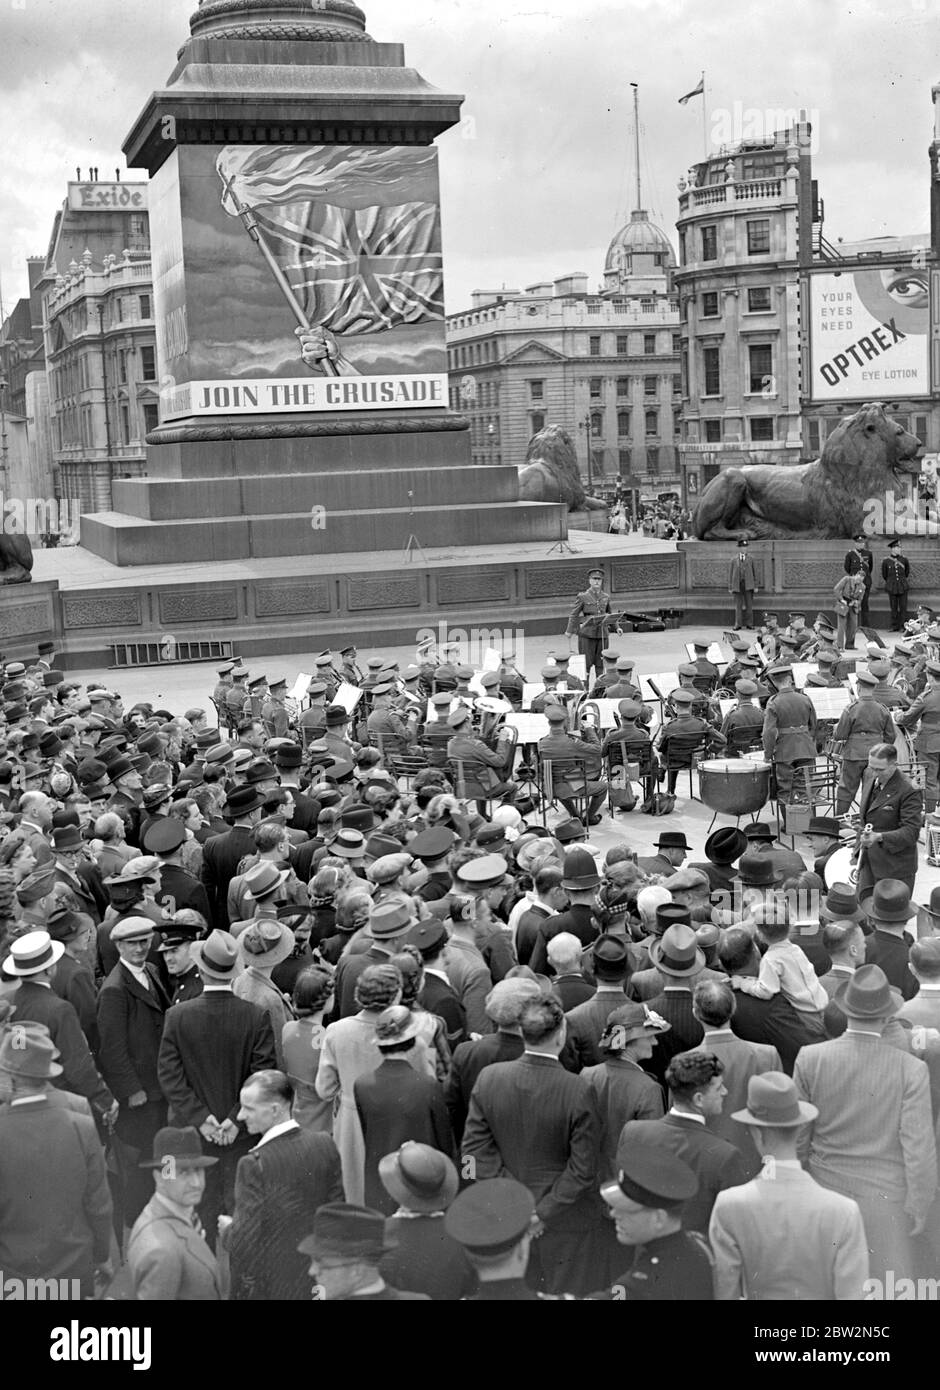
[{"left": 808, "top": 266, "right": 929, "bottom": 401}]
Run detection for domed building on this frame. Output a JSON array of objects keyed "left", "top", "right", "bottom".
[{"left": 603, "top": 209, "right": 677, "bottom": 296}]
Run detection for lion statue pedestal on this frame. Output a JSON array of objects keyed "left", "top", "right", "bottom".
[
  {"left": 692, "top": 403, "right": 921, "bottom": 540},
  {"left": 518, "top": 424, "right": 608, "bottom": 512}
]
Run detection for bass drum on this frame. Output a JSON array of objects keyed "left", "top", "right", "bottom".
[{"left": 823, "top": 844, "right": 860, "bottom": 889}]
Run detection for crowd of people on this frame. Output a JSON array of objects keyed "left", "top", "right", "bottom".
[{"left": 0, "top": 629, "right": 939, "bottom": 1302}]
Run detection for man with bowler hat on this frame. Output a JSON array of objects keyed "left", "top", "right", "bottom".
[
  {"left": 563, "top": 934, "right": 633, "bottom": 1070},
  {"left": 709, "top": 1072, "right": 869, "bottom": 1300},
  {"left": 127, "top": 1125, "right": 222, "bottom": 1300},
  {"left": 637, "top": 830, "right": 689, "bottom": 877}
]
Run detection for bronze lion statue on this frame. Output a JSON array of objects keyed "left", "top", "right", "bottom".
[
  {"left": 518, "top": 424, "right": 608, "bottom": 511},
  {"left": 0, "top": 533, "right": 33, "bottom": 585},
  {"left": 692, "top": 402, "right": 921, "bottom": 540}
]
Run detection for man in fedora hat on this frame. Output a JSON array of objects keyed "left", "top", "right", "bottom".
[
  {"left": 592, "top": 1139, "right": 714, "bottom": 1300},
  {"left": 637, "top": 830, "right": 689, "bottom": 878},
  {"left": 619, "top": 1050, "right": 747, "bottom": 1235},
  {"left": 794, "top": 965, "right": 936, "bottom": 1282},
  {"left": 158, "top": 930, "right": 277, "bottom": 1244},
  {"left": 709, "top": 1072, "right": 869, "bottom": 1300},
  {"left": 639, "top": 922, "right": 709, "bottom": 1085},
  {"left": 47, "top": 905, "right": 98, "bottom": 1052},
  {"left": 528, "top": 848, "right": 602, "bottom": 977},
  {"left": 562, "top": 934, "right": 633, "bottom": 1071},
  {"left": 201, "top": 784, "right": 267, "bottom": 930},
  {"left": 377, "top": 1141, "right": 475, "bottom": 1300},
  {"left": 334, "top": 898, "right": 416, "bottom": 1019},
  {"left": 688, "top": 827, "right": 747, "bottom": 895},
  {"left": 127, "top": 1126, "right": 222, "bottom": 1300},
  {"left": 355, "top": 1006, "right": 455, "bottom": 1215},
  {"left": 97, "top": 916, "right": 171, "bottom": 1226},
  {"left": 224, "top": 1069, "right": 343, "bottom": 1301},
  {"left": 462, "top": 995, "right": 605, "bottom": 1296},
  {"left": 0, "top": 1024, "right": 113, "bottom": 1297},
  {"left": 299, "top": 1202, "right": 429, "bottom": 1300},
  {"left": 740, "top": 820, "right": 806, "bottom": 881},
  {"left": 859, "top": 878, "right": 918, "bottom": 1001},
  {"left": 854, "top": 742, "right": 921, "bottom": 897},
  {"left": 233, "top": 915, "right": 296, "bottom": 1067},
  {"left": 804, "top": 816, "right": 844, "bottom": 881}
]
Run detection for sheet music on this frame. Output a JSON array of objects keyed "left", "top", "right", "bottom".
[
  {"left": 289, "top": 673, "right": 311, "bottom": 703},
  {"left": 522, "top": 683, "right": 543, "bottom": 711},
  {"left": 333, "top": 681, "right": 363, "bottom": 714},
  {"left": 790, "top": 662, "right": 817, "bottom": 690},
  {"left": 469, "top": 672, "right": 486, "bottom": 697},
  {"left": 646, "top": 672, "right": 679, "bottom": 700},
  {"left": 804, "top": 686, "right": 851, "bottom": 718},
  {"left": 685, "top": 642, "right": 723, "bottom": 665},
  {"left": 591, "top": 699, "right": 621, "bottom": 730},
  {"left": 719, "top": 698, "right": 736, "bottom": 718},
  {"left": 568, "top": 654, "right": 587, "bottom": 682},
  {"left": 506, "top": 712, "right": 550, "bottom": 742},
  {"left": 482, "top": 647, "right": 502, "bottom": 672}
]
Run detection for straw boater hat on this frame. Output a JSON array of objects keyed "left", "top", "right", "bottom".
[{"left": 2, "top": 929, "right": 64, "bottom": 977}]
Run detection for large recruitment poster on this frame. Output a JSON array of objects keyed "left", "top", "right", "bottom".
[
  {"left": 150, "top": 143, "right": 448, "bottom": 420},
  {"left": 809, "top": 265, "right": 929, "bottom": 401}
]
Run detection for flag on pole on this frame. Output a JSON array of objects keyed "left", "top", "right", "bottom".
[{"left": 678, "top": 78, "right": 705, "bottom": 105}]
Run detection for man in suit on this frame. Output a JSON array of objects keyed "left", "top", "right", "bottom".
[
  {"left": 6, "top": 931, "right": 116, "bottom": 1120},
  {"left": 794, "top": 965, "right": 936, "bottom": 1282},
  {"left": 709, "top": 1072, "right": 869, "bottom": 1300},
  {"left": 896, "top": 659, "right": 940, "bottom": 814},
  {"left": 547, "top": 933, "right": 596, "bottom": 1011},
  {"left": 200, "top": 785, "right": 266, "bottom": 929},
  {"left": 408, "top": 919, "right": 468, "bottom": 1050},
  {"left": 461, "top": 996, "right": 604, "bottom": 1296},
  {"left": 845, "top": 534, "right": 874, "bottom": 627},
  {"left": 298, "top": 1202, "right": 429, "bottom": 1301},
  {"left": 354, "top": 1006, "right": 455, "bottom": 1215},
  {"left": 378, "top": 1143, "right": 475, "bottom": 1300},
  {"left": 97, "top": 916, "right": 171, "bottom": 1225},
  {"left": 618, "top": 1050, "right": 748, "bottom": 1235},
  {"left": 563, "top": 934, "right": 632, "bottom": 1071},
  {"left": 854, "top": 744, "right": 922, "bottom": 897},
  {"left": 689, "top": 980, "right": 782, "bottom": 1177},
  {"left": 881, "top": 536, "right": 911, "bottom": 631},
  {"left": 640, "top": 924, "right": 707, "bottom": 1086},
  {"left": 566, "top": 567, "right": 615, "bottom": 684},
  {"left": 636, "top": 831, "right": 689, "bottom": 878},
  {"left": 728, "top": 538, "right": 759, "bottom": 630},
  {"left": 157, "top": 929, "right": 277, "bottom": 1243},
  {"left": 144, "top": 817, "right": 212, "bottom": 921},
  {"left": 445, "top": 977, "right": 541, "bottom": 1143},
  {"left": 0, "top": 1027, "right": 112, "bottom": 1297},
  {"left": 859, "top": 878, "right": 918, "bottom": 1001},
  {"left": 47, "top": 906, "right": 99, "bottom": 1053},
  {"left": 529, "top": 848, "right": 603, "bottom": 976},
  {"left": 127, "top": 1125, "right": 223, "bottom": 1300},
  {"left": 224, "top": 1069, "right": 344, "bottom": 1300}
]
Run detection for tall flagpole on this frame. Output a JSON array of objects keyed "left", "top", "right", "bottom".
[
  {"left": 701, "top": 70, "right": 708, "bottom": 159},
  {"left": 631, "top": 82, "right": 641, "bottom": 208}
]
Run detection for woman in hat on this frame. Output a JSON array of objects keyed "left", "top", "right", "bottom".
[
  {"left": 282, "top": 966, "right": 337, "bottom": 1133},
  {"left": 581, "top": 1003, "right": 670, "bottom": 1180},
  {"left": 233, "top": 919, "right": 297, "bottom": 1067},
  {"left": 315, "top": 962, "right": 403, "bottom": 1204},
  {"left": 388, "top": 944, "right": 451, "bottom": 1083}
]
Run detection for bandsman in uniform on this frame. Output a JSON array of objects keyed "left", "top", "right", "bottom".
[
  {"left": 313, "top": 652, "right": 340, "bottom": 702},
  {"left": 394, "top": 666, "right": 426, "bottom": 720},
  {"left": 813, "top": 650, "right": 844, "bottom": 688},
  {"left": 720, "top": 678, "right": 765, "bottom": 747},
  {"left": 655, "top": 689, "right": 726, "bottom": 793},
  {"left": 867, "top": 658, "right": 911, "bottom": 711},
  {"left": 785, "top": 612, "right": 813, "bottom": 653},
  {"left": 298, "top": 680, "right": 329, "bottom": 739},
  {"left": 444, "top": 1178, "right": 575, "bottom": 1301},
  {"left": 246, "top": 674, "right": 267, "bottom": 718},
  {"left": 882, "top": 537, "right": 911, "bottom": 632},
  {"left": 261, "top": 678, "right": 291, "bottom": 738},
  {"left": 896, "top": 658, "right": 940, "bottom": 813},
  {"left": 721, "top": 639, "right": 754, "bottom": 690},
  {"left": 668, "top": 665, "right": 721, "bottom": 727},
  {"left": 368, "top": 682, "right": 418, "bottom": 756},
  {"left": 589, "top": 648, "right": 622, "bottom": 697},
  {"left": 538, "top": 703, "right": 607, "bottom": 824},
  {"left": 549, "top": 653, "right": 584, "bottom": 693},
  {"left": 453, "top": 665, "right": 475, "bottom": 702},
  {"left": 762, "top": 665, "right": 817, "bottom": 802},
  {"left": 431, "top": 646, "right": 460, "bottom": 693},
  {"left": 601, "top": 698, "right": 657, "bottom": 802},
  {"left": 446, "top": 704, "right": 517, "bottom": 812},
  {"left": 689, "top": 639, "right": 720, "bottom": 684},
  {"left": 359, "top": 657, "right": 389, "bottom": 695},
  {"left": 339, "top": 644, "right": 363, "bottom": 687},
  {"left": 497, "top": 659, "right": 525, "bottom": 709},
  {"left": 832, "top": 669, "right": 895, "bottom": 815},
  {"left": 225, "top": 667, "right": 250, "bottom": 722},
  {"left": 734, "top": 655, "right": 772, "bottom": 703},
  {"left": 530, "top": 667, "right": 565, "bottom": 714},
  {"left": 212, "top": 662, "right": 235, "bottom": 709},
  {"left": 600, "top": 657, "right": 654, "bottom": 727},
  {"left": 422, "top": 692, "right": 456, "bottom": 758},
  {"left": 566, "top": 567, "right": 617, "bottom": 686},
  {"left": 589, "top": 1140, "right": 714, "bottom": 1300}
]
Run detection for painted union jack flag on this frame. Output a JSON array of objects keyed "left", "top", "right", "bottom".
[{"left": 217, "top": 145, "right": 444, "bottom": 336}]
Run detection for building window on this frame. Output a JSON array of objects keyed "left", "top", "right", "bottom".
[
  {"left": 616, "top": 334, "right": 629, "bottom": 355},
  {"left": 643, "top": 334, "right": 656, "bottom": 355},
  {"left": 616, "top": 377, "right": 630, "bottom": 398},
  {"left": 701, "top": 225, "right": 718, "bottom": 261},
  {"left": 672, "top": 334, "right": 682, "bottom": 352},
  {"left": 747, "top": 219, "right": 770, "bottom": 254},
  {"left": 672, "top": 409, "right": 681, "bottom": 436},
  {"left": 619, "top": 447, "right": 631, "bottom": 472},
  {"left": 143, "top": 402, "right": 159, "bottom": 435},
  {"left": 120, "top": 404, "right": 130, "bottom": 445},
  {"left": 702, "top": 291, "right": 719, "bottom": 318},
  {"left": 139, "top": 294, "right": 151, "bottom": 319},
  {"left": 617, "top": 410, "right": 631, "bottom": 437},
  {"left": 529, "top": 379, "right": 544, "bottom": 401},
  {"left": 806, "top": 419, "right": 821, "bottom": 453},
  {"left": 117, "top": 350, "right": 127, "bottom": 384},
  {"left": 115, "top": 298, "right": 123, "bottom": 323},
  {"left": 703, "top": 347, "right": 721, "bottom": 396},
  {"left": 748, "top": 344, "right": 773, "bottom": 394},
  {"left": 589, "top": 377, "right": 603, "bottom": 399},
  {"left": 740, "top": 153, "right": 779, "bottom": 182},
  {"left": 914, "top": 414, "right": 928, "bottom": 446},
  {"left": 672, "top": 374, "right": 682, "bottom": 395},
  {"left": 129, "top": 214, "right": 146, "bottom": 240},
  {"left": 678, "top": 229, "right": 686, "bottom": 264},
  {"left": 750, "top": 417, "right": 774, "bottom": 441},
  {"left": 646, "top": 446, "right": 660, "bottom": 475},
  {"left": 141, "top": 346, "right": 156, "bottom": 381},
  {"left": 589, "top": 335, "right": 601, "bottom": 356},
  {"left": 747, "top": 286, "right": 772, "bottom": 312},
  {"left": 590, "top": 412, "right": 603, "bottom": 438},
  {"left": 704, "top": 419, "right": 722, "bottom": 443},
  {"left": 640, "top": 298, "right": 653, "bottom": 312},
  {"left": 645, "top": 410, "right": 658, "bottom": 436},
  {"left": 530, "top": 412, "right": 545, "bottom": 435},
  {"left": 644, "top": 376, "right": 657, "bottom": 397}
]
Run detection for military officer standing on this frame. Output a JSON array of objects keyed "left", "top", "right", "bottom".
[
  {"left": 761, "top": 665, "right": 817, "bottom": 802},
  {"left": 566, "top": 568, "right": 616, "bottom": 685},
  {"left": 832, "top": 669, "right": 896, "bottom": 814},
  {"left": 882, "top": 537, "right": 912, "bottom": 632},
  {"left": 590, "top": 1140, "right": 714, "bottom": 1300},
  {"left": 896, "top": 658, "right": 940, "bottom": 813},
  {"left": 845, "top": 534, "right": 874, "bottom": 626}
]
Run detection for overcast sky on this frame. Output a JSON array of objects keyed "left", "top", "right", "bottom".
[{"left": 1, "top": 0, "right": 938, "bottom": 316}]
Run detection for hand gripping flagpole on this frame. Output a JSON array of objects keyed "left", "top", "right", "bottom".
[{"left": 220, "top": 173, "right": 339, "bottom": 377}]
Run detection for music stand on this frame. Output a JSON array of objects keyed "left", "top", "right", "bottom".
[
  {"left": 402, "top": 489, "right": 426, "bottom": 564},
  {"left": 546, "top": 510, "right": 580, "bottom": 555}
]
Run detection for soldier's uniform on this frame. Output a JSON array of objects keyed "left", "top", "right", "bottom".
[
  {"left": 832, "top": 676, "right": 896, "bottom": 814},
  {"left": 261, "top": 680, "right": 291, "bottom": 738},
  {"left": 656, "top": 692, "right": 726, "bottom": 794},
  {"left": 225, "top": 675, "right": 250, "bottom": 722},
  {"left": 246, "top": 675, "right": 267, "bottom": 718},
  {"left": 762, "top": 673, "right": 817, "bottom": 802},
  {"left": 298, "top": 681, "right": 329, "bottom": 739},
  {"left": 538, "top": 706, "right": 606, "bottom": 822},
  {"left": 367, "top": 684, "right": 417, "bottom": 756},
  {"left": 882, "top": 546, "right": 911, "bottom": 631},
  {"left": 720, "top": 680, "right": 766, "bottom": 749},
  {"left": 690, "top": 641, "right": 719, "bottom": 685},
  {"left": 339, "top": 646, "right": 364, "bottom": 686},
  {"left": 668, "top": 672, "right": 721, "bottom": 728},
  {"left": 565, "top": 570, "right": 613, "bottom": 684},
  {"left": 588, "top": 650, "right": 622, "bottom": 697},
  {"left": 867, "top": 660, "right": 911, "bottom": 711},
  {"left": 313, "top": 653, "right": 340, "bottom": 702},
  {"left": 497, "top": 663, "right": 524, "bottom": 708},
  {"left": 549, "top": 656, "right": 584, "bottom": 692},
  {"left": 212, "top": 662, "right": 234, "bottom": 709},
  {"left": 896, "top": 664, "right": 940, "bottom": 812}
]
